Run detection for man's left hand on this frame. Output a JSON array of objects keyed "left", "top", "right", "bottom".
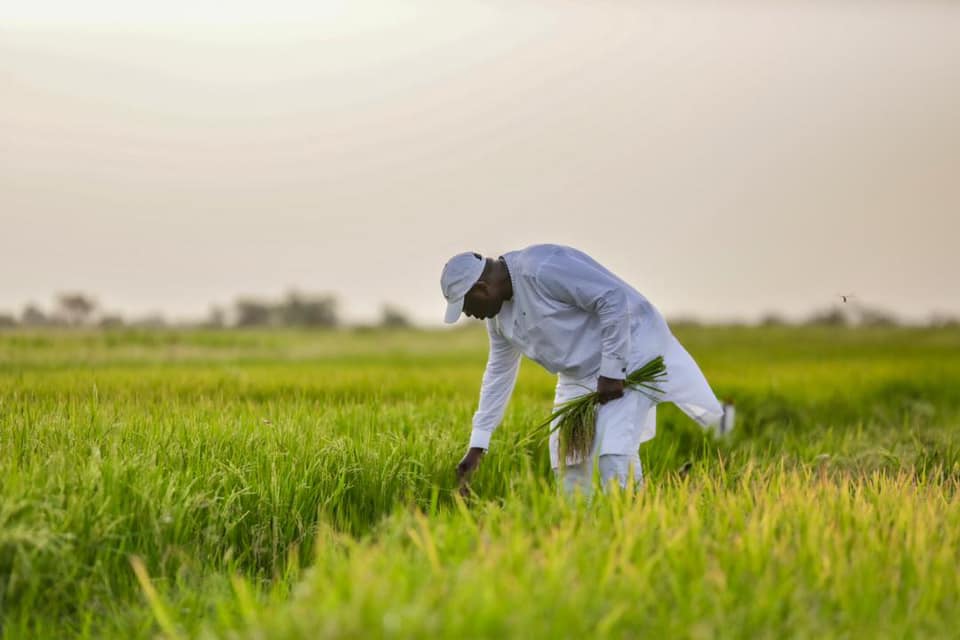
[{"left": 597, "top": 376, "right": 625, "bottom": 404}]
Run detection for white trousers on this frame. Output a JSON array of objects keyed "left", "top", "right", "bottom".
[
  {"left": 557, "top": 453, "right": 644, "bottom": 497},
  {"left": 550, "top": 313, "right": 723, "bottom": 490}
]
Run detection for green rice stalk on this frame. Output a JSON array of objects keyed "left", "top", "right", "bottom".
[{"left": 532, "top": 356, "right": 668, "bottom": 465}]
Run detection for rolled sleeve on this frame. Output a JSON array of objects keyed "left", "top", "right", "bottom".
[
  {"left": 468, "top": 428, "right": 493, "bottom": 450},
  {"left": 600, "top": 353, "right": 629, "bottom": 379}
]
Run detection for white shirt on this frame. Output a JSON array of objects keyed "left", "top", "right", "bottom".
[{"left": 469, "top": 244, "right": 663, "bottom": 450}]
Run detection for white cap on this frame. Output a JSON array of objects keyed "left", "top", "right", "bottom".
[{"left": 440, "top": 252, "right": 485, "bottom": 323}]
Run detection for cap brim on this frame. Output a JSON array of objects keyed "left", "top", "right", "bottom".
[{"left": 444, "top": 298, "right": 464, "bottom": 324}]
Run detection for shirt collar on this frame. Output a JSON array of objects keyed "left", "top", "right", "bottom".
[{"left": 499, "top": 251, "right": 519, "bottom": 302}]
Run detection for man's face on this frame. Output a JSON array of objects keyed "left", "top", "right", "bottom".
[{"left": 462, "top": 282, "right": 503, "bottom": 320}]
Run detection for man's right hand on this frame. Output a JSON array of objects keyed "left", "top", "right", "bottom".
[{"left": 456, "top": 447, "right": 485, "bottom": 497}]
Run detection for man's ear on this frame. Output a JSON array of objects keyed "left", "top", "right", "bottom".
[{"left": 471, "top": 281, "right": 490, "bottom": 297}]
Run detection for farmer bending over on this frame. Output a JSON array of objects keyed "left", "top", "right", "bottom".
[{"left": 441, "top": 244, "right": 732, "bottom": 496}]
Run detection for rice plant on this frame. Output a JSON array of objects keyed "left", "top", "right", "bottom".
[
  {"left": 2, "top": 327, "right": 960, "bottom": 638},
  {"left": 534, "top": 356, "right": 669, "bottom": 463}
]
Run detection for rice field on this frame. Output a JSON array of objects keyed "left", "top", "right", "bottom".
[{"left": 2, "top": 325, "right": 959, "bottom": 638}]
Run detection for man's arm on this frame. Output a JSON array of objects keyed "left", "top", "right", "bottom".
[
  {"left": 536, "top": 251, "right": 631, "bottom": 403},
  {"left": 457, "top": 324, "right": 521, "bottom": 491}
]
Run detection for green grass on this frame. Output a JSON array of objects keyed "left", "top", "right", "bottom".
[{"left": 2, "top": 326, "right": 959, "bottom": 638}]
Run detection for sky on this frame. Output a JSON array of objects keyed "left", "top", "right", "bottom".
[{"left": 2, "top": 1, "right": 959, "bottom": 325}]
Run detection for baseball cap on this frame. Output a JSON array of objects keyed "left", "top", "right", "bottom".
[{"left": 440, "top": 252, "right": 485, "bottom": 323}]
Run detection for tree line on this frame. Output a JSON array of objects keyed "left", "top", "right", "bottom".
[
  {"left": 0, "top": 292, "right": 413, "bottom": 330},
  {"left": 0, "top": 292, "right": 956, "bottom": 330}
]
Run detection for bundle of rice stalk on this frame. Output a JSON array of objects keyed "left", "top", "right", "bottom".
[{"left": 533, "top": 356, "right": 668, "bottom": 465}]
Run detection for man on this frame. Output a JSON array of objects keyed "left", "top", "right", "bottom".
[{"left": 441, "top": 244, "right": 732, "bottom": 496}]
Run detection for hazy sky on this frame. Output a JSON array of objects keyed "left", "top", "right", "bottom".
[{"left": 2, "top": 1, "right": 958, "bottom": 324}]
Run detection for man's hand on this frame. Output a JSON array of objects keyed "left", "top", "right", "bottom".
[
  {"left": 456, "top": 447, "right": 485, "bottom": 497},
  {"left": 597, "top": 376, "right": 625, "bottom": 404}
]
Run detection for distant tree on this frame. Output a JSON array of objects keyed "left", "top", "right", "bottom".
[
  {"left": 278, "top": 291, "right": 338, "bottom": 328},
  {"left": 759, "top": 312, "right": 788, "bottom": 327},
  {"left": 55, "top": 292, "right": 97, "bottom": 326},
  {"left": 21, "top": 304, "right": 49, "bottom": 327},
  {"left": 929, "top": 313, "right": 959, "bottom": 329},
  {"left": 0, "top": 313, "right": 16, "bottom": 328},
  {"left": 234, "top": 298, "right": 274, "bottom": 327},
  {"left": 98, "top": 314, "right": 125, "bottom": 329},
  {"left": 806, "top": 307, "right": 850, "bottom": 327},
  {"left": 380, "top": 304, "right": 412, "bottom": 329},
  {"left": 857, "top": 307, "right": 899, "bottom": 328}
]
